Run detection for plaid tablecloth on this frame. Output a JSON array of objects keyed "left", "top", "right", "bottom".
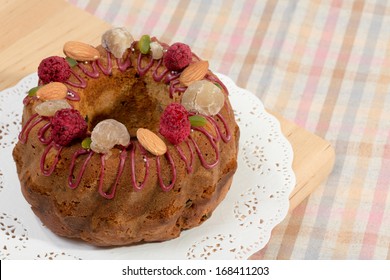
[{"left": 66, "top": 0, "right": 390, "bottom": 259}]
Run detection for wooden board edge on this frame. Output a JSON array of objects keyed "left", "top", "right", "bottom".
[
  {"left": 269, "top": 110, "right": 336, "bottom": 211},
  {"left": 288, "top": 143, "right": 335, "bottom": 212}
]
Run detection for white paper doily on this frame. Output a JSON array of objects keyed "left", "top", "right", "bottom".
[{"left": 0, "top": 73, "right": 295, "bottom": 260}]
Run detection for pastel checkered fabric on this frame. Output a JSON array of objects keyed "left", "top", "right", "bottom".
[{"left": 67, "top": 0, "right": 390, "bottom": 259}]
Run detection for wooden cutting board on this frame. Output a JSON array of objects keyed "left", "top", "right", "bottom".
[{"left": 0, "top": 0, "right": 335, "bottom": 212}]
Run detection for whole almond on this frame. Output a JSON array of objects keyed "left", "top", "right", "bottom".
[
  {"left": 136, "top": 128, "right": 167, "bottom": 156},
  {"left": 63, "top": 41, "right": 100, "bottom": 61},
  {"left": 180, "top": 60, "right": 209, "bottom": 86},
  {"left": 36, "top": 82, "right": 68, "bottom": 101}
]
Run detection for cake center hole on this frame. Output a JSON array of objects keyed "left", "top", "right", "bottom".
[{"left": 78, "top": 70, "right": 162, "bottom": 136}]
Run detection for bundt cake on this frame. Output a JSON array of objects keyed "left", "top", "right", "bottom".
[{"left": 12, "top": 27, "right": 239, "bottom": 246}]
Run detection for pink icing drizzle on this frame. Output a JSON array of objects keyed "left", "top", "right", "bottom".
[
  {"left": 23, "top": 95, "right": 38, "bottom": 106},
  {"left": 164, "top": 72, "right": 180, "bottom": 84},
  {"left": 98, "top": 148, "right": 127, "bottom": 199},
  {"left": 152, "top": 59, "right": 169, "bottom": 82},
  {"left": 20, "top": 46, "right": 233, "bottom": 199},
  {"left": 205, "top": 73, "right": 229, "bottom": 95},
  {"left": 189, "top": 133, "right": 219, "bottom": 169},
  {"left": 156, "top": 149, "right": 177, "bottom": 192},
  {"left": 97, "top": 50, "right": 113, "bottom": 75},
  {"left": 137, "top": 53, "right": 155, "bottom": 76},
  {"left": 130, "top": 142, "right": 150, "bottom": 191},
  {"left": 18, "top": 113, "right": 43, "bottom": 144},
  {"left": 213, "top": 113, "right": 231, "bottom": 142},
  {"left": 168, "top": 79, "right": 186, "bottom": 98},
  {"left": 37, "top": 121, "right": 52, "bottom": 144},
  {"left": 66, "top": 88, "right": 81, "bottom": 101},
  {"left": 66, "top": 69, "right": 87, "bottom": 88},
  {"left": 78, "top": 61, "right": 100, "bottom": 78},
  {"left": 40, "top": 142, "right": 63, "bottom": 176},
  {"left": 116, "top": 51, "right": 132, "bottom": 72},
  {"left": 175, "top": 139, "right": 194, "bottom": 173},
  {"left": 68, "top": 149, "right": 94, "bottom": 189}
]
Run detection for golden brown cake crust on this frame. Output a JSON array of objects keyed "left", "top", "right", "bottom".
[{"left": 12, "top": 35, "right": 239, "bottom": 246}]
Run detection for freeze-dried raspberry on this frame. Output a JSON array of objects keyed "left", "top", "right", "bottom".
[
  {"left": 163, "top": 43, "right": 192, "bottom": 71},
  {"left": 159, "top": 103, "right": 190, "bottom": 145},
  {"left": 38, "top": 56, "right": 71, "bottom": 84},
  {"left": 51, "top": 109, "right": 87, "bottom": 146}
]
